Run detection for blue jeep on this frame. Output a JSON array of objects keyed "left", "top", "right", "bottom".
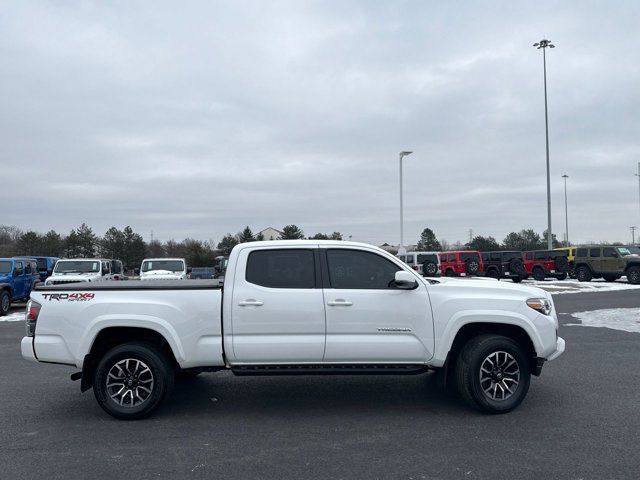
[
  {"left": 0, "top": 257, "right": 41, "bottom": 316},
  {"left": 32, "top": 256, "right": 59, "bottom": 282}
]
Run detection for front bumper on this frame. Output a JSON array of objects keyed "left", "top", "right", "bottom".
[
  {"left": 21, "top": 336, "right": 37, "bottom": 362},
  {"left": 547, "top": 336, "right": 565, "bottom": 361}
]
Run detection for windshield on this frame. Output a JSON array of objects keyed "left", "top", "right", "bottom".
[
  {"left": 54, "top": 260, "right": 100, "bottom": 274},
  {"left": 617, "top": 247, "right": 634, "bottom": 256},
  {"left": 0, "top": 261, "right": 11, "bottom": 274},
  {"left": 142, "top": 260, "right": 185, "bottom": 272},
  {"left": 624, "top": 246, "right": 640, "bottom": 255}
]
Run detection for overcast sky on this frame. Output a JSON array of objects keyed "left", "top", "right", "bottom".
[{"left": 1, "top": 1, "right": 639, "bottom": 246}]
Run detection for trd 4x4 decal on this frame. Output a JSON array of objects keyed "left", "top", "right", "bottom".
[{"left": 42, "top": 293, "right": 95, "bottom": 302}]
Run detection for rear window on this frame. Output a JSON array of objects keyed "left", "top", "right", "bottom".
[
  {"left": 36, "top": 258, "right": 48, "bottom": 271},
  {"left": 534, "top": 251, "right": 550, "bottom": 260},
  {"left": 246, "top": 249, "right": 315, "bottom": 289},
  {"left": 417, "top": 254, "right": 437, "bottom": 264},
  {"left": 0, "top": 261, "right": 11, "bottom": 274},
  {"left": 589, "top": 248, "right": 601, "bottom": 258},
  {"left": 460, "top": 252, "right": 479, "bottom": 262},
  {"left": 447, "top": 253, "right": 456, "bottom": 262},
  {"left": 576, "top": 248, "right": 588, "bottom": 257}
]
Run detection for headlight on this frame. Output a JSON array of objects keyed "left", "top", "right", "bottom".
[{"left": 526, "top": 297, "right": 552, "bottom": 316}]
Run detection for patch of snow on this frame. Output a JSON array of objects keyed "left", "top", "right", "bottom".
[
  {"left": 1, "top": 311, "right": 25, "bottom": 322},
  {"left": 521, "top": 278, "right": 640, "bottom": 295},
  {"left": 566, "top": 308, "right": 640, "bottom": 333}
]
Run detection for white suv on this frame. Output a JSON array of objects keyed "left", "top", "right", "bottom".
[
  {"left": 139, "top": 258, "right": 188, "bottom": 280},
  {"left": 45, "top": 259, "right": 124, "bottom": 285},
  {"left": 397, "top": 251, "right": 441, "bottom": 277}
]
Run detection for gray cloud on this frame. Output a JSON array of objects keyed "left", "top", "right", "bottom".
[{"left": 1, "top": 0, "right": 639, "bottom": 246}]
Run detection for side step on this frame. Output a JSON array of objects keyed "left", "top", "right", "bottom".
[{"left": 231, "top": 364, "right": 429, "bottom": 376}]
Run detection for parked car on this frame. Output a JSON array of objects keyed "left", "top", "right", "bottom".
[
  {"left": 397, "top": 251, "right": 441, "bottom": 277},
  {"left": 481, "top": 251, "right": 526, "bottom": 282},
  {"left": 573, "top": 246, "right": 640, "bottom": 284},
  {"left": 0, "top": 257, "right": 40, "bottom": 315},
  {"left": 139, "top": 258, "right": 189, "bottom": 280},
  {"left": 213, "top": 255, "right": 228, "bottom": 279},
  {"left": 522, "top": 250, "right": 569, "bottom": 281},
  {"left": 22, "top": 240, "right": 564, "bottom": 419},
  {"left": 31, "top": 256, "right": 59, "bottom": 282},
  {"left": 439, "top": 250, "right": 483, "bottom": 277},
  {"left": 45, "top": 258, "right": 124, "bottom": 286},
  {"left": 189, "top": 267, "right": 216, "bottom": 279}
]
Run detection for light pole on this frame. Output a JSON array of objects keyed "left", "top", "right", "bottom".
[
  {"left": 631, "top": 226, "right": 637, "bottom": 245},
  {"left": 534, "top": 39, "right": 555, "bottom": 250},
  {"left": 398, "top": 151, "right": 413, "bottom": 255},
  {"left": 562, "top": 174, "right": 569, "bottom": 246},
  {"left": 635, "top": 162, "right": 640, "bottom": 225}
]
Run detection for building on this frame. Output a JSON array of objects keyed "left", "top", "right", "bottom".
[{"left": 257, "top": 227, "right": 284, "bottom": 241}]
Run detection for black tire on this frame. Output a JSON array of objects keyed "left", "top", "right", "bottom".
[
  {"left": 553, "top": 256, "right": 568, "bottom": 273},
  {"left": 422, "top": 261, "right": 439, "bottom": 277},
  {"left": 465, "top": 258, "right": 480, "bottom": 275},
  {"left": 532, "top": 267, "right": 546, "bottom": 281},
  {"left": 445, "top": 269, "right": 455, "bottom": 277},
  {"left": 626, "top": 266, "right": 640, "bottom": 285},
  {"left": 485, "top": 268, "right": 500, "bottom": 279},
  {"left": 509, "top": 258, "right": 525, "bottom": 276},
  {"left": 555, "top": 272, "right": 568, "bottom": 281},
  {"left": 0, "top": 290, "right": 10, "bottom": 316},
  {"left": 455, "top": 334, "right": 531, "bottom": 414},
  {"left": 576, "top": 266, "right": 592, "bottom": 282},
  {"left": 511, "top": 276, "right": 523, "bottom": 283},
  {"left": 93, "top": 342, "right": 174, "bottom": 420},
  {"left": 602, "top": 274, "right": 617, "bottom": 282}
]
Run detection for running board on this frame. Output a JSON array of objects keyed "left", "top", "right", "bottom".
[{"left": 231, "top": 364, "right": 430, "bottom": 376}]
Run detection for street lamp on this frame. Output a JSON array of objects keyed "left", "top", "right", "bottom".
[
  {"left": 562, "top": 174, "right": 569, "bottom": 246},
  {"left": 399, "top": 151, "right": 413, "bottom": 255},
  {"left": 533, "top": 39, "right": 556, "bottom": 250},
  {"left": 635, "top": 162, "right": 640, "bottom": 225}
]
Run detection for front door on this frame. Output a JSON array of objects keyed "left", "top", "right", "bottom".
[
  {"left": 322, "top": 247, "right": 434, "bottom": 363},
  {"left": 230, "top": 247, "right": 326, "bottom": 363},
  {"left": 12, "top": 261, "right": 25, "bottom": 299}
]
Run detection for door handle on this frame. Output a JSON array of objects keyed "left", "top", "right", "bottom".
[
  {"left": 327, "top": 299, "right": 353, "bottom": 306},
  {"left": 238, "top": 299, "right": 264, "bottom": 307}
]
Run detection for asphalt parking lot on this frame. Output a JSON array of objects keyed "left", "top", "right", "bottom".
[{"left": 2, "top": 291, "right": 640, "bottom": 480}]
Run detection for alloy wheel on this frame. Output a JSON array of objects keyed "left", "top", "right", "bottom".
[
  {"left": 106, "top": 358, "right": 155, "bottom": 407},
  {"left": 479, "top": 351, "right": 520, "bottom": 401}
]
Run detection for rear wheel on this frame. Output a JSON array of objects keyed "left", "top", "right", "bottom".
[
  {"left": 455, "top": 335, "right": 530, "bottom": 414},
  {"left": 485, "top": 268, "right": 500, "bottom": 279},
  {"left": 93, "top": 342, "right": 174, "bottom": 420},
  {"left": 532, "top": 267, "right": 546, "bottom": 281},
  {"left": 445, "top": 269, "right": 455, "bottom": 277},
  {"left": 576, "top": 266, "right": 592, "bottom": 282},
  {"left": 555, "top": 272, "right": 568, "bottom": 281},
  {"left": 0, "top": 290, "right": 10, "bottom": 316},
  {"left": 627, "top": 267, "right": 640, "bottom": 285},
  {"left": 511, "top": 276, "right": 523, "bottom": 283}
]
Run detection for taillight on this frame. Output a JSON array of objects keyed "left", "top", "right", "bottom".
[{"left": 26, "top": 300, "right": 41, "bottom": 337}]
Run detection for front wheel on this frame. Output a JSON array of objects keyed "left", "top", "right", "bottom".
[
  {"left": 93, "top": 342, "right": 174, "bottom": 420},
  {"left": 455, "top": 335, "right": 531, "bottom": 414},
  {"left": 532, "top": 268, "right": 546, "bottom": 281},
  {"left": 555, "top": 272, "right": 568, "bottom": 281},
  {"left": 627, "top": 266, "right": 640, "bottom": 285},
  {"left": 0, "top": 290, "right": 10, "bottom": 316}
]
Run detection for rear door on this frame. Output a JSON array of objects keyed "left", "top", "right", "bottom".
[
  {"left": 12, "top": 261, "right": 25, "bottom": 298},
  {"left": 230, "top": 247, "right": 326, "bottom": 363},
  {"left": 322, "top": 247, "right": 434, "bottom": 363},
  {"left": 589, "top": 248, "right": 602, "bottom": 273}
]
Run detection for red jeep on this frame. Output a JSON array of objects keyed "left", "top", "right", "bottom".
[
  {"left": 522, "top": 250, "right": 569, "bottom": 281},
  {"left": 439, "top": 250, "right": 484, "bottom": 277}
]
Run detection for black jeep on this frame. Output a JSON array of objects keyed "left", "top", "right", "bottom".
[{"left": 480, "top": 251, "right": 526, "bottom": 283}]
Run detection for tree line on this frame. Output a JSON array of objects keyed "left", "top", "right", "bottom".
[{"left": 0, "top": 223, "right": 342, "bottom": 269}]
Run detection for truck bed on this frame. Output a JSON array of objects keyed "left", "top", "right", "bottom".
[{"left": 34, "top": 279, "right": 223, "bottom": 291}]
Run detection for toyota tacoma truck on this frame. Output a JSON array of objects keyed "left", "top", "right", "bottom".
[{"left": 21, "top": 241, "right": 565, "bottom": 420}]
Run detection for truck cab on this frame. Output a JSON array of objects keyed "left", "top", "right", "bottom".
[{"left": 0, "top": 257, "right": 40, "bottom": 315}]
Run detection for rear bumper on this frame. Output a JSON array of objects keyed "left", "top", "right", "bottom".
[
  {"left": 547, "top": 337, "right": 565, "bottom": 361},
  {"left": 21, "top": 336, "right": 37, "bottom": 362}
]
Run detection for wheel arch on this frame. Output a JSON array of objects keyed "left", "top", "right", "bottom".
[{"left": 80, "top": 326, "right": 179, "bottom": 392}]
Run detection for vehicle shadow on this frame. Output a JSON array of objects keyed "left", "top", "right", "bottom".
[{"left": 163, "top": 370, "right": 468, "bottom": 418}]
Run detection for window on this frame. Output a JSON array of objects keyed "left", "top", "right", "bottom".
[
  {"left": 602, "top": 247, "right": 616, "bottom": 258},
  {"left": 571, "top": 249, "right": 576, "bottom": 256},
  {"left": 24, "top": 262, "right": 32, "bottom": 274},
  {"left": 326, "top": 249, "right": 400, "bottom": 289},
  {"left": 525, "top": 252, "right": 533, "bottom": 261},
  {"left": 589, "top": 248, "right": 601, "bottom": 258},
  {"left": 417, "top": 254, "right": 437, "bottom": 264},
  {"left": 490, "top": 252, "right": 501, "bottom": 262},
  {"left": 534, "top": 251, "right": 549, "bottom": 260},
  {"left": 576, "top": 248, "right": 588, "bottom": 257},
  {"left": 246, "top": 249, "right": 315, "bottom": 289},
  {"left": 447, "top": 253, "right": 456, "bottom": 263},
  {"left": 14, "top": 262, "right": 23, "bottom": 276},
  {"left": 460, "top": 252, "right": 479, "bottom": 262}
]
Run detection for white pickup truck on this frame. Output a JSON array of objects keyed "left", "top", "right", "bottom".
[{"left": 22, "top": 241, "right": 564, "bottom": 420}]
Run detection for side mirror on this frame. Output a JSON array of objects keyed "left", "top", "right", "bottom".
[
  {"left": 134, "top": 268, "right": 140, "bottom": 275},
  {"left": 394, "top": 271, "right": 418, "bottom": 290}
]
